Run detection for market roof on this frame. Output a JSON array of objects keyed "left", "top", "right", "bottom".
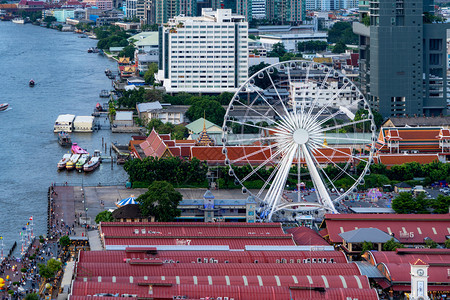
[
  {"left": 285, "top": 226, "right": 330, "bottom": 246},
  {"left": 339, "top": 228, "right": 397, "bottom": 243},
  {"left": 99, "top": 222, "right": 296, "bottom": 249},
  {"left": 322, "top": 213, "right": 450, "bottom": 244},
  {"left": 186, "top": 118, "right": 222, "bottom": 134}
]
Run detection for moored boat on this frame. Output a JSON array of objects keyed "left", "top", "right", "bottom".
[
  {"left": 29, "top": 79, "right": 35, "bottom": 87},
  {"left": 0, "top": 103, "right": 9, "bottom": 111},
  {"left": 99, "top": 90, "right": 110, "bottom": 98},
  {"left": 12, "top": 17, "right": 25, "bottom": 24},
  {"left": 83, "top": 156, "right": 100, "bottom": 172},
  {"left": 57, "top": 153, "right": 72, "bottom": 170},
  {"left": 58, "top": 131, "right": 72, "bottom": 147},
  {"left": 71, "top": 143, "right": 88, "bottom": 154},
  {"left": 66, "top": 154, "right": 81, "bottom": 170},
  {"left": 76, "top": 154, "right": 90, "bottom": 171}
]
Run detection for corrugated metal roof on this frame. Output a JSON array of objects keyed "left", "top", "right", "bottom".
[
  {"left": 353, "top": 261, "right": 385, "bottom": 278},
  {"left": 339, "top": 228, "right": 396, "bottom": 243},
  {"left": 323, "top": 213, "right": 450, "bottom": 243}
]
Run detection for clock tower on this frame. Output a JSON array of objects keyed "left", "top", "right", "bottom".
[{"left": 410, "top": 258, "right": 429, "bottom": 300}]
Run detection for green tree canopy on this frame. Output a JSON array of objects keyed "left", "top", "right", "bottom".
[
  {"left": 43, "top": 16, "right": 56, "bottom": 23},
  {"left": 297, "top": 41, "right": 328, "bottom": 53},
  {"left": 25, "top": 294, "right": 40, "bottom": 300},
  {"left": 268, "top": 42, "right": 287, "bottom": 57},
  {"left": 118, "top": 44, "right": 136, "bottom": 60},
  {"left": 143, "top": 63, "right": 158, "bottom": 85},
  {"left": 39, "top": 258, "right": 62, "bottom": 279},
  {"left": 95, "top": 210, "right": 114, "bottom": 223},
  {"left": 59, "top": 235, "right": 71, "bottom": 248},
  {"left": 185, "top": 99, "right": 225, "bottom": 125},
  {"left": 445, "top": 239, "right": 450, "bottom": 249},
  {"left": 425, "top": 238, "right": 438, "bottom": 248},
  {"left": 392, "top": 192, "right": 429, "bottom": 214},
  {"left": 354, "top": 109, "right": 384, "bottom": 131},
  {"left": 361, "top": 241, "right": 374, "bottom": 254},
  {"left": 248, "top": 62, "right": 280, "bottom": 89},
  {"left": 332, "top": 41, "right": 347, "bottom": 53},
  {"left": 327, "top": 22, "right": 358, "bottom": 45},
  {"left": 137, "top": 181, "right": 182, "bottom": 221},
  {"left": 383, "top": 238, "right": 404, "bottom": 251}
]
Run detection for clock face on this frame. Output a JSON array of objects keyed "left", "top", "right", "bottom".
[{"left": 417, "top": 269, "right": 424, "bottom": 276}]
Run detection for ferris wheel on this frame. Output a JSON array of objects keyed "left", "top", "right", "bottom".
[{"left": 221, "top": 60, "right": 377, "bottom": 221}]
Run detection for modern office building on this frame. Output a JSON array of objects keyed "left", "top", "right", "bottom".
[
  {"left": 158, "top": 9, "right": 248, "bottom": 93},
  {"left": 223, "top": 0, "right": 252, "bottom": 21},
  {"left": 353, "top": 0, "right": 450, "bottom": 118},
  {"left": 155, "top": 0, "right": 178, "bottom": 23},
  {"left": 266, "top": 0, "right": 305, "bottom": 25}
]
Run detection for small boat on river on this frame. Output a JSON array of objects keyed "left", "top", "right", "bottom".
[
  {"left": 57, "top": 153, "right": 71, "bottom": 170},
  {"left": 83, "top": 156, "right": 100, "bottom": 172},
  {"left": 66, "top": 154, "right": 80, "bottom": 170},
  {"left": 0, "top": 103, "right": 9, "bottom": 111},
  {"left": 99, "top": 90, "right": 110, "bottom": 98},
  {"left": 29, "top": 79, "right": 35, "bottom": 87},
  {"left": 71, "top": 143, "right": 88, "bottom": 154},
  {"left": 76, "top": 154, "right": 90, "bottom": 171},
  {"left": 58, "top": 131, "right": 72, "bottom": 147},
  {"left": 12, "top": 17, "right": 25, "bottom": 24}
]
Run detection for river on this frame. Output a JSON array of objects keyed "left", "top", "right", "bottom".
[{"left": 0, "top": 22, "right": 132, "bottom": 251}]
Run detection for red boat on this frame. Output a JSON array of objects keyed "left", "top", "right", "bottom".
[
  {"left": 29, "top": 79, "right": 35, "bottom": 87},
  {"left": 0, "top": 103, "right": 9, "bottom": 111},
  {"left": 96, "top": 102, "right": 103, "bottom": 111}
]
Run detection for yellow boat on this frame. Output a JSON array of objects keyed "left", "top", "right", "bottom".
[{"left": 66, "top": 154, "right": 80, "bottom": 170}]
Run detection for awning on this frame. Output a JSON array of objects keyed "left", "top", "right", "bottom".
[{"left": 374, "top": 278, "right": 391, "bottom": 290}]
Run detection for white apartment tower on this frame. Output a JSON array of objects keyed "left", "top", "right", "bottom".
[{"left": 158, "top": 9, "right": 249, "bottom": 93}]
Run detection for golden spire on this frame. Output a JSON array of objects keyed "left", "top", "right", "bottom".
[
  {"left": 203, "top": 111, "right": 207, "bottom": 132},
  {"left": 323, "top": 132, "right": 328, "bottom": 147}
]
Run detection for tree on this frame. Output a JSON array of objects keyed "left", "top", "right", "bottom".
[
  {"left": 25, "top": 294, "right": 39, "bottom": 300},
  {"left": 39, "top": 259, "right": 62, "bottom": 279},
  {"left": 95, "top": 210, "right": 114, "bottom": 223},
  {"left": 425, "top": 238, "right": 438, "bottom": 249},
  {"left": 43, "top": 16, "right": 56, "bottom": 23},
  {"left": 249, "top": 62, "right": 279, "bottom": 89},
  {"left": 383, "top": 238, "right": 403, "bottom": 251},
  {"left": 445, "top": 239, "right": 450, "bottom": 249},
  {"left": 362, "top": 15, "right": 370, "bottom": 26},
  {"left": 137, "top": 181, "right": 182, "bottom": 221},
  {"left": 268, "top": 42, "right": 287, "bottom": 57},
  {"left": 327, "top": 22, "right": 358, "bottom": 45},
  {"left": 361, "top": 241, "right": 374, "bottom": 254},
  {"left": 431, "top": 194, "right": 450, "bottom": 214},
  {"left": 332, "top": 41, "right": 347, "bottom": 54},
  {"left": 392, "top": 192, "right": 429, "bottom": 214},
  {"left": 185, "top": 99, "right": 225, "bottom": 125},
  {"left": 354, "top": 109, "right": 384, "bottom": 131},
  {"left": 297, "top": 41, "right": 328, "bottom": 53},
  {"left": 59, "top": 235, "right": 71, "bottom": 248},
  {"left": 145, "top": 88, "right": 164, "bottom": 103},
  {"left": 118, "top": 44, "right": 135, "bottom": 60},
  {"left": 144, "top": 63, "right": 158, "bottom": 85}
]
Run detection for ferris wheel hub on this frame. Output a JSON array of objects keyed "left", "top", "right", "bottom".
[{"left": 293, "top": 128, "right": 309, "bottom": 145}]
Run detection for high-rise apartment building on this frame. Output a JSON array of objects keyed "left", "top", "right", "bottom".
[
  {"left": 252, "top": 0, "right": 265, "bottom": 19},
  {"left": 266, "top": 0, "right": 304, "bottom": 24},
  {"left": 353, "top": 0, "right": 449, "bottom": 117},
  {"left": 155, "top": 0, "right": 178, "bottom": 23},
  {"left": 158, "top": 9, "right": 248, "bottom": 93},
  {"left": 305, "top": 0, "right": 357, "bottom": 11},
  {"left": 179, "top": 0, "right": 197, "bottom": 16}
]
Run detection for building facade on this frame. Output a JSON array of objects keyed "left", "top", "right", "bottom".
[
  {"left": 266, "top": 0, "right": 305, "bottom": 24},
  {"left": 252, "top": 0, "right": 265, "bottom": 19},
  {"left": 158, "top": 9, "right": 248, "bottom": 93},
  {"left": 353, "top": 0, "right": 450, "bottom": 118}
]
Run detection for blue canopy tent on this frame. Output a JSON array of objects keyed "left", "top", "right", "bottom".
[{"left": 116, "top": 195, "right": 137, "bottom": 207}]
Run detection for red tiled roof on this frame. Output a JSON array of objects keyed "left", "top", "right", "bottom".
[
  {"left": 438, "top": 128, "right": 450, "bottom": 139},
  {"left": 139, "top": 129, "right": 170, "bottom": 159},
  {"left": 377, "top": 154, "right": 439, "bottom": 166},
  {"left": 191, "top": 146, "right": 272, "bottom": 165},
  {"left": 323, "top": 214, "right": 450, "bottom": 244},
  {"left": 369, "top": 249, "right": 450, "bottom": 265},
  {"left": 285, "top": 226, "right": 331, "bottom": 246}
]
